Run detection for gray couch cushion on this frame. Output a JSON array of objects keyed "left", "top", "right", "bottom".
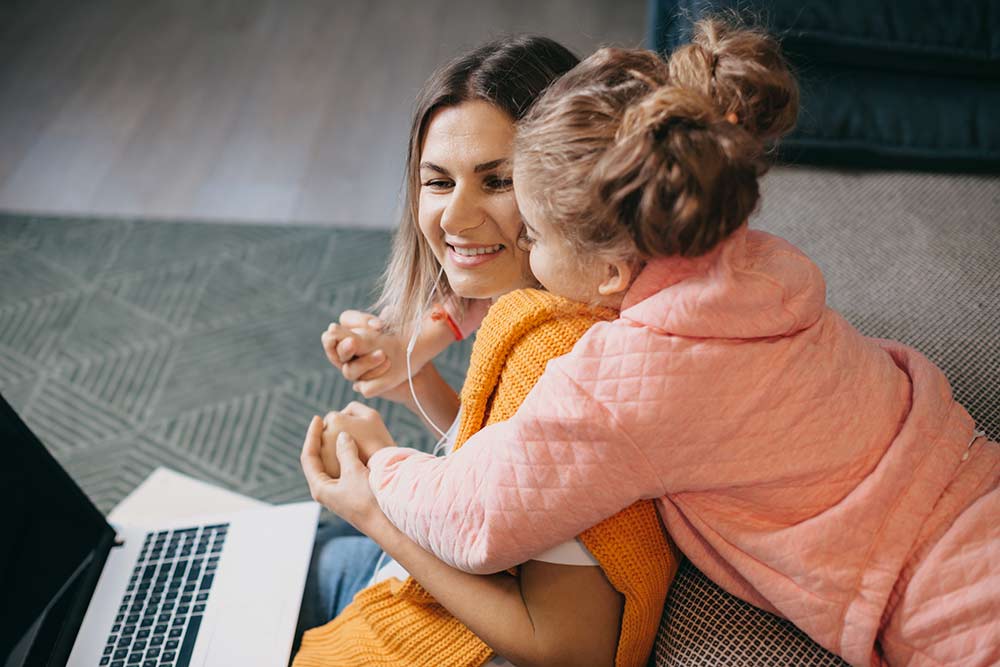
[
  {"left": 651, "top": 560, "right": 848, "bottom": 666},
  {"left": 756, "top": 167, "right": 1000, "bottom": 442}
]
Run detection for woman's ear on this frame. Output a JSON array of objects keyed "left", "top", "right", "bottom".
[{"left": 597, "top": 259, "right": 635, "bottom": 296}]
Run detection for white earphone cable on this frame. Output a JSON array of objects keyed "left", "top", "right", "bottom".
[
  {"left": 405, "top": 266, "right": 449, "bottom": 442},
  {"left": 368, "top": 267, "right": 450, "bottom": 587}
]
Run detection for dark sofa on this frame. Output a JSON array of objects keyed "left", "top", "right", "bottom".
[{"left": 648, "top": 0, "right": 1000, "bottom": 171}]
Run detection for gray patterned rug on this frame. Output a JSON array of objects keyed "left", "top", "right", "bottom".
[{"left": 0, "top": 213, "right": 472, "bottom": 518}]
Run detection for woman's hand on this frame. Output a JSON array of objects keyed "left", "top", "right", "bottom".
[
  {"left": 323, "top": 402, "right": 396, "bottom": 464},
  {"left": 322, "top": 309, "right": 458, "bottom": 404},
  {"left": 322, "top": 310, "right": 413, "bottom": 400},
  {"left": 301, "top": 416, "right": 386, "bottom": 534}
]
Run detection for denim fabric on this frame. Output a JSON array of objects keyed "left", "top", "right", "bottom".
[{"left": 292, "top": 522, "right": 384, "bottom": 654}]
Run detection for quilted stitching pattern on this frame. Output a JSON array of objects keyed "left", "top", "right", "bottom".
[{"left": 370, "top": 228, "right": 997, "bottom": 665}]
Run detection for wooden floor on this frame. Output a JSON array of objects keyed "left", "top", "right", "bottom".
[{"left": 0, "top": 0, "right": 646, "bottom": 227}]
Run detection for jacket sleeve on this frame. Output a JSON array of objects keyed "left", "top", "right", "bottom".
[{"left": 367, "top": 363, "right": 665, "bottom": 574}]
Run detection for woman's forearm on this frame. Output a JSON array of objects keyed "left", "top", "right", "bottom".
[
  {"left": 367, "top": 515, "right": 553, "bottom": 667},
  {"left": 369, "top": 515, "right": 620, "bottom": 666},
  {"left": 399, "top": 362, "right": 460, "bottom": 434},
  {"left": 410, "top": 312, "right": 458, "bottom": 373}
]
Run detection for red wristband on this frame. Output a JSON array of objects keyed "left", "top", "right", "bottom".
[{"left": 431, "top": 304, "right": 464, "bottom": 341}]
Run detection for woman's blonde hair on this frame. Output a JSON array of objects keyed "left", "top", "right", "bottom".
[
  {"left": 372, "top": 36, "right": 578, "bottom": 335},
  {"left": 514, "top": 18, "right": 799, "bottom": 262}
]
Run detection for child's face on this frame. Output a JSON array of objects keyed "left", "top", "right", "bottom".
[
  {"left": 514, "top": 177, "right": 606, "bottom": 304},
  {"left": 417, "top": 101, "right": 535, "bottom": 301}
]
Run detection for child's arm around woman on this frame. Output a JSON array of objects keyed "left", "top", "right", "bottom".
[
  {"left": 301, "top": 288, "right": 677, "bottom": 667},
  {"left": 302, "top": 419, "right": 624, "bottom": 667}
]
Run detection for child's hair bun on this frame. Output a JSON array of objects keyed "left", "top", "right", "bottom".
[
  {"left": 593, "top": 85, "right": 765, "bottom": 258},
  {"left": 617, "top": 83, "right": 719, "bottom": 143},
  {"left": 669, "top": 18, "right": 799, "bottom": 145},
  {"left": 513, "top": 18, "right": 798, "bottom": 261}
]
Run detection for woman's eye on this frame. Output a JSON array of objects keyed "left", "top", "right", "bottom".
[
  {"left": 486, "top": 176, "right": 514, "bottom": 191},
  {"left": 424, "top": 179, "right": 453, "bottom": 190}
]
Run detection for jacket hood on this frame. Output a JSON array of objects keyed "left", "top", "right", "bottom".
[{"left": 621, "top": 226, "right": 827, "bottom": 339}]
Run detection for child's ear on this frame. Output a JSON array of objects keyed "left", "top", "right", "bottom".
[{"left": 597, "top": 259, "right": 634, "bottom": 296}]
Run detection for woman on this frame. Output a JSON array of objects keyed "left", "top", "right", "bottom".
[{"left": 296, "top": 35, "right": 675, "bottom": 667}]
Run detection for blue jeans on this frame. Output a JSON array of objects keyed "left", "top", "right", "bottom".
[{"left": 292, "top": 522, "right": 384, "bottom": 654}]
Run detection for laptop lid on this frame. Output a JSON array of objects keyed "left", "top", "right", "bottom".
[{"left": 0, "top": 393, "right": 116, "bottom": 666}]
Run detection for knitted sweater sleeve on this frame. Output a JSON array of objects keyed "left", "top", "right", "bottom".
[{"left": 368, "top": 360, "right": 663, "bottom": 574}]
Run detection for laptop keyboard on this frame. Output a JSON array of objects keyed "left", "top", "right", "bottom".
[{"left": 99, "top": 523, "right": 229, "bottom": 667}]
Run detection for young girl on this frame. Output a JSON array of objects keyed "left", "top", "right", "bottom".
[{"left": 328, "top": 20, "right": 1000, "bottom": 667}]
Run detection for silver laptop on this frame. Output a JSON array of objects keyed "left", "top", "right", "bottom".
[{"left": 0, "top": 395, "right": 319, "bottom": 667}]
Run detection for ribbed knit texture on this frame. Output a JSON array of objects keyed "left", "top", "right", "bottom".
[
  {"left": 295, "top": 289, "right": 679, "bottom": 666},
  {"left": 293, "top": 576, "right": 494, "bottom": 667}
]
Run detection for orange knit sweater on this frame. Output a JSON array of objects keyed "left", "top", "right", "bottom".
[{"left": 295, "top": 289, "right": 679, "bottom": 667}]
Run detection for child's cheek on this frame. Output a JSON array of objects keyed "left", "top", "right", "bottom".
[{"left": 529, "top": 249, "right": 551, "bottom": 290}]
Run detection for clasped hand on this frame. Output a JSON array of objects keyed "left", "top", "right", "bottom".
[
  {"left": 321, "top": 310, "right": 413, "bottom": 402},
  {"left": 299, "top": 401, "right": 397, "bottom": 532}
]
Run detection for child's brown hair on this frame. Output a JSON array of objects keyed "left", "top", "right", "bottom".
[{"left": 514, "top": 18, "right": 799, "bottom": 261}]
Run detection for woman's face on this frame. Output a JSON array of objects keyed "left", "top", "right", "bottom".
[{"left": 418, "top": 101, "right": 534, "bottom": 300}]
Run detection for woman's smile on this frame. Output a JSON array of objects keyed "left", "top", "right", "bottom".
[{"left": 447, "top": 241, "right": 506, "bottom": 267}]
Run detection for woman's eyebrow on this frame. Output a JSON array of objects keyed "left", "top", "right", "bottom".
[
  {"left": 474, "top": 158, "right": 510, "bottom": 173},
  {"left": 419, "top": 162, "right": 450, "bottom": 175}
]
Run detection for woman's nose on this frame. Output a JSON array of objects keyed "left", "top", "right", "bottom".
[{"left": 440, "top": 184, "right": 485, "bottom": 234}]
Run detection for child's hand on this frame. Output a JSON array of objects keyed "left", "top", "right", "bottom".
[
  {"left": 323, "top": 402, "right": 396, "bottom": 464},
  {"left": 301, "top": 417, "right": 385, "bottom": 533},
  {"left": 319, "top": 417, "right": 343, "bottom": 479}
]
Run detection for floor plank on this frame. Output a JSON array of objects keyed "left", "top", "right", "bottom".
[{"left": 0, "top": 0, "right": 646, "bottom": 226}]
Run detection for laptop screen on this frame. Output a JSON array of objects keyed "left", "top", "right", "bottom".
[{"left": 0, "top": 394, "right": 115, "bottom": 664}]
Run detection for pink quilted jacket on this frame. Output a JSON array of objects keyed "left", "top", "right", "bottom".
[{"left": 368, "top": 226, "right": 999, "bottom": 666}]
